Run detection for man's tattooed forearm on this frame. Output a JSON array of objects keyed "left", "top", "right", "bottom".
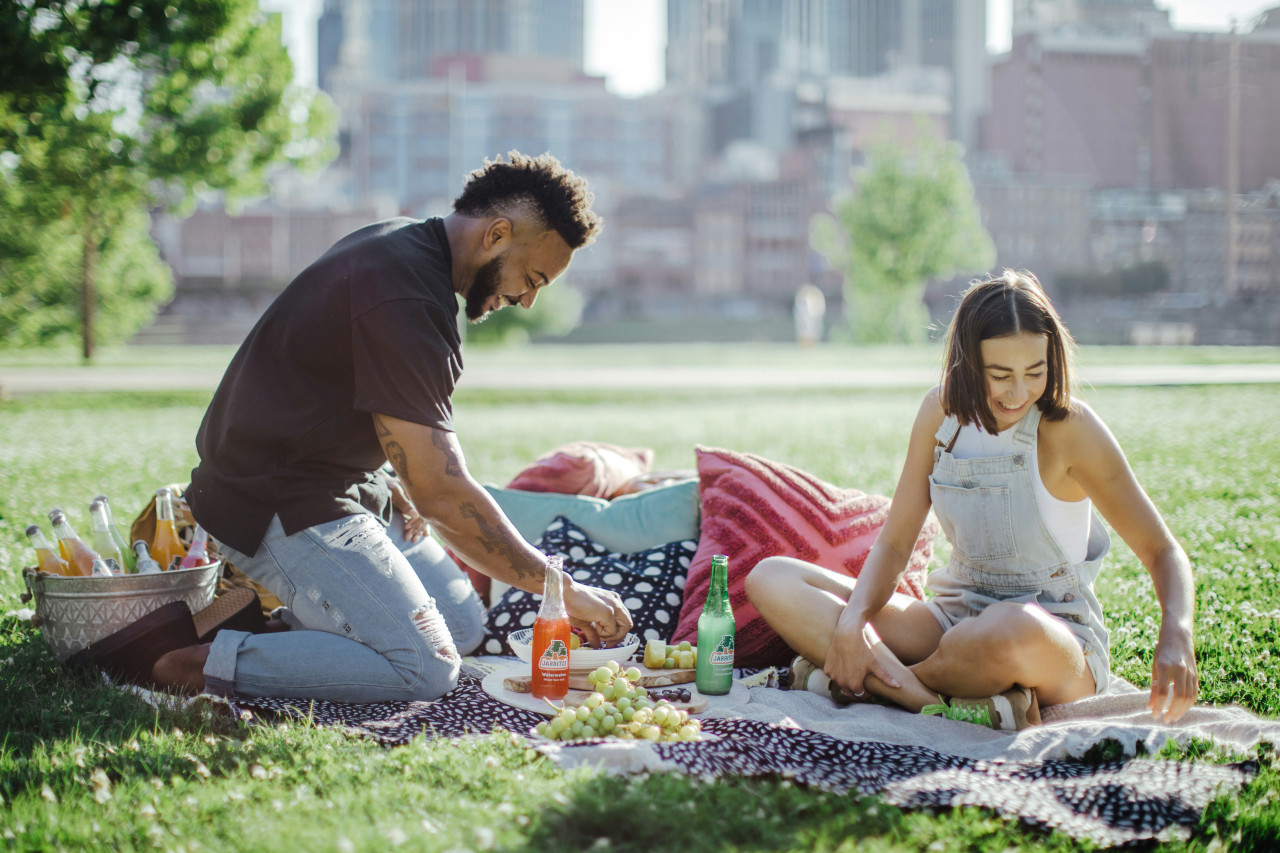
[
  {"left": 459, "top": 501, "right": 536, "bottom": 582},
  {"left": 385, "top": 440, "right": 411, "bottom": 486},
  {"left": 431, "top": 428, "right": 464, "bottom": 478}
]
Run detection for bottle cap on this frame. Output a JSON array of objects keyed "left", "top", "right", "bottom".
[{"left": 25, "top": 524, "right": 40, "bottom": 536}]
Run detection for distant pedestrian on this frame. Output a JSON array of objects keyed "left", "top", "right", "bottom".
[{"left": 793, "top": 284, "right": 826, "bottom": 347}]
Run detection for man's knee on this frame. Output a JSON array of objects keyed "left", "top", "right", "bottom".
[
  {"left": 402, "top": 663, "right": 460, "bottom": 702},
  {"left": 393, "top": 602, "right": 462, "bottom": 697}
]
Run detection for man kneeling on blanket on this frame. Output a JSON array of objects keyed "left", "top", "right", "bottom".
[{"left": 89, "top": 152, "right": 632, "bottom": 702}]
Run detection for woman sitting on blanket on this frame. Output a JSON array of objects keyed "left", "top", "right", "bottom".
[{"left": 747, "top": 270, "right": 1199, "bottom": 731}]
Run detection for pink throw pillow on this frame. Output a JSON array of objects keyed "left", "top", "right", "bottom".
[
  {"left": 506, "top": 441, "right": 654, "bottom": 500},
  {"left": 671, "top": 446, "right": 939, "bottom": 668}
]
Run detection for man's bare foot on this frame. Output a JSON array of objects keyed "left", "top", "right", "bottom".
[{"left": 151, "top": 643, "right": 212, "bottom": 695}]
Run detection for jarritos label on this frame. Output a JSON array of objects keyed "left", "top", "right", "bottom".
[
  {"left": 709, "top": 634, "right": 735, "bottom": 667},
  {"left": 538, "top": 639, "right": 570, "bottom": 671}
]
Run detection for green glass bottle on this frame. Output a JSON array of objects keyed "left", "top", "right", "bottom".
[
  {"left": 93, "top": 495, "right": 136, "bottom": 572},
  {"left": 695, "top": 554, "right": 735, "bottom": 695}
]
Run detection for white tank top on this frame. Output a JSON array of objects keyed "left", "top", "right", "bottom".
[{"left": 950, "top": 421, "right": 1092, "bottom": 564}]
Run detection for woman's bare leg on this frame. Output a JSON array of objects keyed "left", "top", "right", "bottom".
[
  {"left": 746, "top": 556, "right": 944, "bottom": 710},
  {"left": 747, "top": 558, "right": 1096, "bottom": 711},
  {"left": 909, "top": 601, "right": 1096, "bottom": 706}
]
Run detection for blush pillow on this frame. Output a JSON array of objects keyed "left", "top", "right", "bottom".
[
  {"left": 479, "top": 516, "right": 696, "bottom": 655},
  {"left": 671, "top": 446, "right": 940, "bottom": 668},
  {"left": 506, "top": 441, "right": 655, "bottom": 500}
]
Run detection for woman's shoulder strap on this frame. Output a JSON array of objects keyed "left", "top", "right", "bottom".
[
  {"left": 934, "top": 414, "right": 961, "bottom": 450},
  {"left": 1012, "top": 404, "right": 1044, "bottom": 446}
]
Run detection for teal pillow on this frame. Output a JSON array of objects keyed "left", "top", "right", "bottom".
[{"left": 486, "top": 479, "right": 700, "bottom": 554}]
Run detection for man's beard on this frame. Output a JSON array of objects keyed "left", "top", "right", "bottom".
[{"left": 465, "top": 255, "right": 504, "bottom": 323}]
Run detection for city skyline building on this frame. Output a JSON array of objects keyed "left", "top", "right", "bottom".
[
  {"left": 142, "top": 0, "right": 1280, "bottom": 345},
  {"left": 317, "top": 0, "right": 585, "bottom": 92}
]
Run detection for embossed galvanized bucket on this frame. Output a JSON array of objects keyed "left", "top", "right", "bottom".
[{"left": 22, "top": 562, "right": 220, "bottom": 661}]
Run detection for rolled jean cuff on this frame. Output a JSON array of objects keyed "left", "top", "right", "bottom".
[{"left": 203, "top": 629, "right": 252, "bottom": 697}]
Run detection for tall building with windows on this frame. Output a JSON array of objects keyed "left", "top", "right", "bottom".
[
  {"left": 665, "top": 0, "right": 987, "bottom": 154},
  {"left": 317, "top": 0, "right": 585, "bottom": 92}
]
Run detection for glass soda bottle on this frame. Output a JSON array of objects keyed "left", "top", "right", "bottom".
[
  {"left": 93, "top": 494, "right": 136, "bottom": 572},
  {"left": 530, "top": 554, "right": 571, "bottom": 700},
  {"left": 695, "top": 553, "right": 735, "bottom": 696},
  {"left": 88, "top": 499, "right": 126, "bottom": 574},
  {"left": 179, "top": 524, "right": 213, "bottom": 569},
  {"left": 26, "top": 524, "right": 72, "bottom": 576},
  {"left": 133, "top": 541, "right": 163, "bottom": 574},
  {"left": 150, "top": 488, "right": 188, "bottom": 571},
  {"left": 49, "top": 510, "right": 99, "bottom": 577}
]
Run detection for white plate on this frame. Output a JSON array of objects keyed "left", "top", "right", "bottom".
[{"left": 506, "top": 627, "right": 640, "bottom": 673}]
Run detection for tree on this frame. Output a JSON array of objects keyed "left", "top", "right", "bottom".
[
  {"left": 0, "top": 0, "right": 336, "bottom": 359},
  {"left": 812, "top": 130, "right": 995, "bottom": 343}
]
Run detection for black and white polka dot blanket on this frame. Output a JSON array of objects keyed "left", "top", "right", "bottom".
[{"left": 227, "top": 671, "right": 1253, "bottom": 847}]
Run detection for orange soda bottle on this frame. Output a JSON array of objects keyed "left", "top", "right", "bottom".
[
  {"left": 179, "top": 524, "right": 212, "bottom": 569},
  {"left": 48, "top": 510, "right": 99, "bottom": 577},
  {"left": 530, "top": 554, "right": 571, "bottom": 700},
  {"left": 150, "top": 488, "right": 187, "bottom": 571},
  {"left": 26, "top": 524, "right": 71, "bottom": 576}
]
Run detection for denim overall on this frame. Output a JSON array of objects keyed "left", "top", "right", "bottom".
[{"left": 925, "top": 405, "right": 1112, "bottom": 694}]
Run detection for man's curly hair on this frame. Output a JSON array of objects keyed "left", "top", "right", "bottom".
[{"left": 453, "top": 151, "right": 602, "bottom": 249}]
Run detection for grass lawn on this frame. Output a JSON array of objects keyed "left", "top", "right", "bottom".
[{"left": 2, "top": 364, "right": 1279, "bottom": 850}]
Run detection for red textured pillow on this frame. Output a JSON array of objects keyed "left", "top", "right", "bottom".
[
  {"left": 506, "top": 441, "right": 654, "bottom": 500},
  {"left": 672, "top": 446, "right": 939, "bottom": 668}
]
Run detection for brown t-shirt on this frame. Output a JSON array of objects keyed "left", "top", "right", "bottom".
[{"left": 188, "top": 217, "right": 461, "bottom": 555}]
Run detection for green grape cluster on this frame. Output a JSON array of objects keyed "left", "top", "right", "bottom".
[{"left": 533, "top": 660, "right": 703, "bottom": 743}]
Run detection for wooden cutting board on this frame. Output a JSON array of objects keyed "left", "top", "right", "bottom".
[{"left": 503, "top": 663, "right": 695, "bottom": 694}]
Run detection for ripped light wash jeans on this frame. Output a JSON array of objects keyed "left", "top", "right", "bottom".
[{"left": 204, "top": 513, "right": 485, "bottom": 703}]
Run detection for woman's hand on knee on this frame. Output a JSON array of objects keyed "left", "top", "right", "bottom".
[{"left": 826, "top": 621, "right": 900, "bottom": 696}]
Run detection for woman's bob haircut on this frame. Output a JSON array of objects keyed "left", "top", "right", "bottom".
[{"left": 940, "top": 270, "right": 1077, "bottom": 434}]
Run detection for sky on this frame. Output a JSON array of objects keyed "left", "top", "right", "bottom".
[{"left": 261, "top": 0, "right": 1279, "bottom": 96}]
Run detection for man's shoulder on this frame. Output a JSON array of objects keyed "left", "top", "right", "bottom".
[
  {"left": 323, "top": 217, "right": 443, "bottom": 269},
  {"left": 326, "top": 218, "right": 454, "bottom": 310}
]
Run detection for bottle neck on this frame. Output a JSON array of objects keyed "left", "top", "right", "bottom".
[
  {"left": 156, "top": 492, "right": 175, "bottom": 524},
  {"left": 704, "top": 560, "right": 728, "bottom": 614},
  {"left": 28, "top": 528, "right": 56, "bottom": 551},
  {"left": 97, "top": 498, "right": 117, "bottom": 524},
  {"left": 540, "top": 556, "right": 566, "bottom": 618}
]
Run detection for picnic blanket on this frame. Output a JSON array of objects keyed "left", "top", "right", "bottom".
[{"left": 222, "top": 660, "right": 1275, "bottom": 847}]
